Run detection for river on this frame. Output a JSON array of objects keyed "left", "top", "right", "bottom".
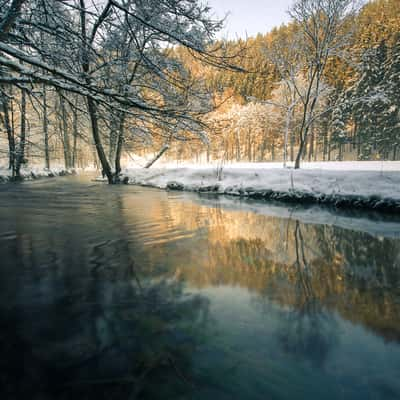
[{"left": 0, "top": 175, "right": 399, "bottom": 400}]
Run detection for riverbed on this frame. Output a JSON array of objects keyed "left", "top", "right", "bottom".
[{"left": 0, "top": 175, "right": 399, "bottom": 399}]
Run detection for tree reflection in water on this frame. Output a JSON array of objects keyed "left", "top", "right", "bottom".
[
  {"left": 0, "top": 269, "right": 210, "bottom": 400},
  {"left": 277, "top": 220, "right": 338, "bottom": 368},
  {"left": 1, "top": 181, "right": 400, "bottom": 400}
]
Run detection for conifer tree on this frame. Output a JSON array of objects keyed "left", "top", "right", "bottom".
[
  {"left": 350, "top": 41, "right": 388, "bottom": 159},
  {"left": 382, "top": 34, "right": 400, "bottom": 159}
]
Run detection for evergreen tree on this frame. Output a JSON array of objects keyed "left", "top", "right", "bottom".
[
  {"left": 330, "top": 103, "right": 348, "bottom": 161},
  {"left": 382, "top": 34, "right": 400, "bottom": 159},
  {"left": 350, "top": 41, "right": 388, "bottom": 159}
]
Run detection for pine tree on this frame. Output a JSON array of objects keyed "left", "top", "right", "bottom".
[
  {"left": 350, "top": 40, "right": 388, "bottom": 159},
  {"left": 382, "top": 34, "right": 400, "bottom": 159},
  {"left": 330, "top": 89, "right": 350, "bottom": 161}
]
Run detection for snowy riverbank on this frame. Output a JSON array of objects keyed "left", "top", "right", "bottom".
[
  {"left": 0, "top": 166, "right": 77, "bottom": 183},
  {"left": 122, "top": 161, "right": 400, "bottom": 212}
]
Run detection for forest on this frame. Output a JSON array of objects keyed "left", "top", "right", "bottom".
[
  {"left": 0, "top": 0, "right": 399, "bottom": 184},
  {"left": 197, "top": 0, "right": 400, "bottom": 165}
]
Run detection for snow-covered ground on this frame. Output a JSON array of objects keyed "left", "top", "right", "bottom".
[
  {"left": 0, "top": 165, "right": 76, "bottom": 183},
  {"left": 122, "top": 161, "right": 400, "bottom": 211},
  {"left": 126, "top": 157, "right": 400, "bottom": 171}
]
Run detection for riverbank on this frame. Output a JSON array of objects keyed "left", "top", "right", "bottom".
[
  {"left": 0, "top": 166, "right": 76, "bottom": 183},
  {"left": 121, "top": 161, "right": 400, "bottom": 213}
]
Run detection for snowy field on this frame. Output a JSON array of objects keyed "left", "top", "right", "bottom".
[{"left": 122, "top": 161, "right": 400, "bottom": 211}]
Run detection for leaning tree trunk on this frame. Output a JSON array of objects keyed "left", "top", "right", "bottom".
[
  {"left": 145, "top": 144, "right": 169, "bottom": 168},
  {"left": 145, "top": 133, "right": 174, "bottom": 169}
]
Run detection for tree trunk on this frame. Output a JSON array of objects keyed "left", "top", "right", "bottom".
[
  {"left": 72, "top": 106, "right": 78, "bottom": 168},
  {"left": 260, "top": 135, "right": 267, "bottom": 161},
  {"left": 115, "top": 113, "right": 125, "bottom": 176},
  {"left": 247, "top": 130, "right": 251, "bottom": 161},
  {"left": 145, "top": 144, "right": 169, "bottom": 168},
  {"left": 303, "top": 137, "right": 308, "bottom": 161},
  {"left": 290, "top": 130, "right": 295, "bottom": 162},
  {"left": 355, "top": 121, "right": 361, "bottom": 160},
  {"left": 271, "top": 139, "right": 275, "bottom": 161},
  {"left": 80, "top": 0, "right": 113, "bottom": 183},
  {"left": 43, "top": 85, "right": 50, "bottom": 169},
  {"left": 235, "top": 130, "right": 241, "bottom": 161},
  {"left": 294, "top": 64, "right": 323, "bottom": 169},
  {"left": 1, "top": 96, "right": 15, "bottom": 174},
  {"left": 339, "top": 143, "right": 343, "bottom": 161},
  {"left": 328, "top": 135, "right": 332, "bottom": 161},
  {"left": 108, "top": 113, "right": 118, "bottom": 165},
  {"left": 59, "top": 93, "right": 71, "bottom": 169},
  {"left": 15, "top": 88, "right": 26, "bottom": 179},
  {"left": 87, "top": 98, "right": 113, "bottom": 183},
  {"left": 313, "top": 129, "right": 318, "bottom": 162},
  {"left": 283, "top": 107, "right": 292, "bottom": 167},
  {"left": 295, "top": 136, "right": 306, "bottom": 169},
  {"left": 308, "top": 125, "right": 314, "bottom": 162},
  {"left": 322, "top": 125, "right": 328, "bottom": 161}
]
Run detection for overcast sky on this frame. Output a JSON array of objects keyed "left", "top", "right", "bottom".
[{"left": 207, "top": 0, "right": 293, "bottom": 39}]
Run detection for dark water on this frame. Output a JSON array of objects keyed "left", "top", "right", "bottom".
[{"left": 0, "top": 176, "right": 400, "bottom": 400}]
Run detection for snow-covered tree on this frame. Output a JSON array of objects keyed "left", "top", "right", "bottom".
[
  {"left": 382, "top": 34, "right": 400, "bottom": 159},
  {"left": 330, "top": 103, "right": 348, "bottom": 160},
  {"left": 0, "top": 0, "right": 238, "bottom": 182},
  {"left": 288, "top": 0, "right": 358, "bottom": 168}
]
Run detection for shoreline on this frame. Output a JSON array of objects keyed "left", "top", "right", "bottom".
[
  {"left": 0, "top": 168, "right": 77, "bottom": 183},
  {"left": 167, "top": 184, "right": 400, "bottom": 213},
  {"left": 121, "top": 163, "right": 400, "bottom": 213}
]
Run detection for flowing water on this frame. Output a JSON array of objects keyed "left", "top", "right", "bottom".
[{"left": 0, "top": 175, "right": 399, "bottom": 400}]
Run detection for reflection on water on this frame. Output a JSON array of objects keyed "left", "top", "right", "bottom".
[{"left": 0, "top": 176, "right": 399, "bottom": 399}]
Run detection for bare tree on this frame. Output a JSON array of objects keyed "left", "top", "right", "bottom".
[
  {"left": 287, "top": 0, "right": 357, "bottom": 168},
  {"left": 0, "top": 0, "right": 240, "bottom": 181}
]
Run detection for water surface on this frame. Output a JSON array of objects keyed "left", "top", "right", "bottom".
[{"left": 0, "top": 176, "right": 399, "bottom": 399}]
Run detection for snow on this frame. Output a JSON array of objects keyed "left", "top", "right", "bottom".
[
  {"left": 0, "top": 165, "right": 76, "bottom": 182},
  {"left": 121, "top": 161, "right": 400, "bottom": 210}
]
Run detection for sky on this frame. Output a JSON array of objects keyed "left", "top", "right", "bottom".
[{"left": 207, "top": 0, "right": 293, "bottom": 39}]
